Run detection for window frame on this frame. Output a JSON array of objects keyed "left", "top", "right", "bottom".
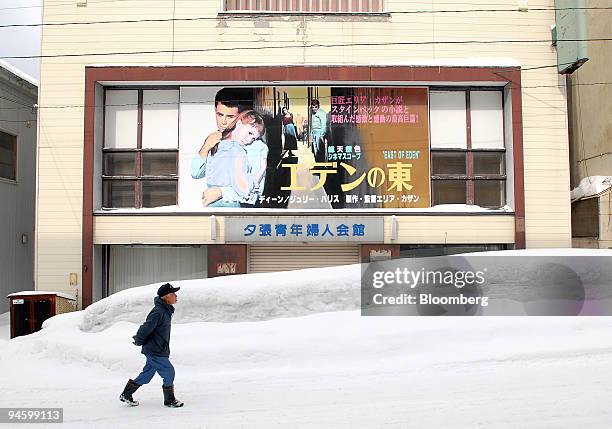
[
  {"left": 429, "top": 87, "right": 507, "bottom": 208},
  {"left": 0, "top": 129, "right": 17, "bottom": 183},
  {"left": 102, "top": 87, "right": 179, "bottom": 209},
  {"left": 221, "top": 0, "right": 388, "bottom": 14}
]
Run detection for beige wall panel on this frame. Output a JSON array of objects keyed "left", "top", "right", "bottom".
[
  {"left": 598, "top": 241, "right": 612, "bottom": 249},
  {"left": 572, "top": 238, "right": 599, "bottom": 249},
  {"left": 383, "top": 216, "right": 515, "bottom": 244},
  {"left": 599, "top": 194, "right": 612, "bottom": 241},
  {"left": 93, "top": 216, "right": 225, "bottom": 244},
  {"left": 599, "top": 193, "right": 612, "bottom": 215}
]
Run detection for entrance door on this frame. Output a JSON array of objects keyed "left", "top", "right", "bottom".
[
  {"left": 11, "top": 300, "right": 28, "bottom": 338},
  {"left": 33, "top": 300, "right": 52, "bottom": 332},
  {"left": 10, "top": 299, "right": 53, "bottom": 338}
]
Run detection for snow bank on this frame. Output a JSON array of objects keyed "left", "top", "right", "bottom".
[
  {"left": 80, "top": 264, "right": 360, "bottom": 333},
  {"left": 8, "top": 308, "right": 612, "bottom": 376},
  {"left": 472, "top": 247, "right": 612, "bottom": 256},
  {"left": 571, "top": 175, "right": 612, "bottom": 201},
  {"left": 79, "top": 248, "right": 612, "bottom": 332}
]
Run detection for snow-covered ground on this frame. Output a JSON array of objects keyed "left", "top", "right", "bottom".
[
  {"left": 0, "top": 312, "right": 10, "bottom": 341},
  {"left": 2, "top": 252, "right": 612, "bottom": 428}
]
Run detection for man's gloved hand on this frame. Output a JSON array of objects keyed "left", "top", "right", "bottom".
[{"left": 132, "top": 335, "right": 141, "bottom": 346}]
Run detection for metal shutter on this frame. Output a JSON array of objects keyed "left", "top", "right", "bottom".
[
  {"left": 108, "top": 246, "right": 208, "bottom": 294},
  {"left": 248, "top": 244, "right": 361, "bottom": 273}
]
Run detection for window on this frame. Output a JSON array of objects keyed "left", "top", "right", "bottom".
[
  {"left": 102, "top": 89, "right": 179, "bottom": 208},
  {"left": 430, "top": 89, "right": 506, "bottom": 208},
  {"left": 223, "top": 0, "right": 385, "bottom": 13},
  {"left": 0, "top": 130, "right": 17, "bottom": 181}
]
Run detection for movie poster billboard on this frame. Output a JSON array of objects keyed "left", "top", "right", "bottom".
[{"left": 178, "top": 86, "right": 429, "bottom": 210}]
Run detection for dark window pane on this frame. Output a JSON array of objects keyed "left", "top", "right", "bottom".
[
  {"left": 142, "top": 152, "right": 177, "bottom": 176},
  {"left": 103, "top": 180, "right": 135, "bottom": 208},
  {"left": 399, "top": 244, "right": 507, "bottom": 258},
  {"left": 0, "top": 131, "right": 16, "bottom": 180},
  {"left": 432, "top": 152, "right": 466, "bottom": 175},
  {"left": 432, "top": 180, "right": 466, "bottom": 205},
  {"left": 104, "top": 152, "right": 136, "bottom": 176},
  {"left": 0, "top": 147, "right": 13, "bottom": 164},
  {"left": 474, "top": 180, "right": 505, "bottom": 208},
  {"left": 0, "top": 131, "right": 15, "bottom": 151},
  {"left": 0, "top": 163, "right": 16, "bottom": 181},
  {"left": 142, "top": 181, "right": 177, "bottom": 207},
  {"left": 473, "top": 152, "right": 505, "bottom": 175}
]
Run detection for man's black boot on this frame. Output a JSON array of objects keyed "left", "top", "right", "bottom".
[
  {"left": 162, "top": 385, "right": 184, "bottom": 408},
  {"left": 119, "top": 379, "right": 141, "bottom": 406}
]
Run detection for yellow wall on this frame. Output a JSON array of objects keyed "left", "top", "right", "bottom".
[
  {"left": 384, "top": 216, "right": 515, "bottom": 245},
  {"left": 94, "top": 216, "right": 221, "bottom": 244},
  {"left": 38, "top": 0, "right": 571, "bottom": 304}
]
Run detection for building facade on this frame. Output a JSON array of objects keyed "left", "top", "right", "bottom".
[
  {"left": 39, "top": 1, "right": 572, "bottom": 309},
  {"left": 567, "top": 0, "right": 612, "bottom": 249},
  {"left": 0, "top": 60, "right": 37, "bottom": 314}
]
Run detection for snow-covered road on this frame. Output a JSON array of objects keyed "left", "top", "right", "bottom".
[{"left": 8, "top": 353, "right": 612, "bottom": 428}]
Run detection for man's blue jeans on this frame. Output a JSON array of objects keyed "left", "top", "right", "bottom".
[{"left": 133, "top": 354, "right": 175, "bottom": 387}]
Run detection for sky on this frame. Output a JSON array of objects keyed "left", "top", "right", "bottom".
[{"left": 0, "top": 0, "right": 42, "bottom": 80}]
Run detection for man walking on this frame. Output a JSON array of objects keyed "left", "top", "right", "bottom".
[{"left": 119, "top": 283, "right": 184, "bottom": 408}]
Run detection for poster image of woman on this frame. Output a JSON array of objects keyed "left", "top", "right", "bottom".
[
  {"left": 190, "top": 110, "right": 268, "bottom": 208},
  {"left": 281, "top": 106, "right": 298, "bottom": 158}
]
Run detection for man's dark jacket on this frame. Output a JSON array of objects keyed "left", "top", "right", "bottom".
[{"left": 133, "top": 296, "right": 174, "bottom": 357}]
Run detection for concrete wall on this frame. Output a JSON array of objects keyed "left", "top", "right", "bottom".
[
  {"left": 0, "top": 70, "right": 37, "bottom": 314},
  {"left": 598, "top": 191, "right": 612, "bottom": 249},
  {"left": 38, "top": 0, "right": 572, "bottom": 306},
  {"left": 568, "top": 0, "right": 612, "bottom": 185},
  {"left": 567, "top": 0, "right": 612, "bottom": 249}
]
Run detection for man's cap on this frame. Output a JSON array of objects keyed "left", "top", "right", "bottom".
[{"left": 157, "top": 283, "right": 180, "bottom": 297}]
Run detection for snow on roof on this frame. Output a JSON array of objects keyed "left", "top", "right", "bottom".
[
  {"left": 570, "top": 176, "right": 612, "bottom": 202},
  {"left": 0, "top": 60, "right": 38, "bottom": 87},
  {"left": 7, "top": 291, "right": 76, "bottom": 301}
]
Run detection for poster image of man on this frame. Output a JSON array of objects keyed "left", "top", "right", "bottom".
[
  {"left": 309, "top": 98, "right": 327, "bottom": 162},
  {"left": 187, "top": 89, "right": 268, "bottom": 208}
]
